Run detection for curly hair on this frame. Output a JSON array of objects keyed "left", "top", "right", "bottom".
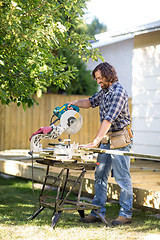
[{"left": 92, "top": 62, "right": 118, "bottom": 83}]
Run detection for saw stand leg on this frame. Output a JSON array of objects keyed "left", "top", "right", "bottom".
[
  {"left": 28, "top": 164, "right": 65, "bottom": 222},
  {"left": 28, "top": 164, "right": 50, "bottom": 221},
  {"left": 50, "top": 167, "right": 87, "bottom": 228},
  {"left": 29, "top": 162, "right": 108, "bottom": 229}
]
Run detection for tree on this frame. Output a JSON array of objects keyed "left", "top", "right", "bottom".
[
  {"left": 0, "top": 0, "right": 102, "bottom": 109},
  {"left": 48, "top": 56, "right": 98, "bottom": 95},
  {"left": 47, "top": 17, "right": 107, "bottom": 95},
  {"left": 86, "top": 17, "right": 107, "bottom": 36}
]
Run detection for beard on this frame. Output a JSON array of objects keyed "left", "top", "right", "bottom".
[{"left": 100, "top": 81, "right": 110, "bottom": 90}]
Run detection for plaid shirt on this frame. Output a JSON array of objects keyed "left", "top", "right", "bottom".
[{"left": 89, "top": 82, "right": 131, "bottom": 132}]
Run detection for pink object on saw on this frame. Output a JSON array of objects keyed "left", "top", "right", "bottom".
[{"left": 29, "top": 126, "right": 52, "bottom": 141}]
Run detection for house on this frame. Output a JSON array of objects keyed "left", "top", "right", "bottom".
[{"left": 87, "top": 21, "right": 160, "bottom": 156}]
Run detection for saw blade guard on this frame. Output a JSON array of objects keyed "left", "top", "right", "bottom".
[{"left": 60, "top": 110, "right": 83, "bottom": 135}]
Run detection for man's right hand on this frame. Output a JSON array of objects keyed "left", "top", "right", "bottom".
[
  {"left": 68, "top": 98, "right": 91, "bottom": 109},
  {"left": 67, "top": 101, "right": 78, "bottom": 109}
]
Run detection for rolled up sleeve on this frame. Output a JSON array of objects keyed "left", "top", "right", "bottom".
[{"left": 89, "top": 90, "right": 102, "bottom": 108}]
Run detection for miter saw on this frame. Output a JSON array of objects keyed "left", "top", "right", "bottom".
[
  {"left": 29, "top": 103, "right": 83, "bottom": 153},
  {"left": 29, "top": 103, "right": 95, "bottom": 162}
]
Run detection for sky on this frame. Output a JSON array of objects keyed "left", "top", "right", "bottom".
[{"left": 85, "top": 0, "right": 160, "bottom": 31}]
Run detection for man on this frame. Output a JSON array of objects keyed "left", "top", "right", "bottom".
[{"left": 68, "top": 62, "right": 133, "bottom": 226}]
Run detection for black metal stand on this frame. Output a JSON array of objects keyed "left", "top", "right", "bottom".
[{"left": 28, "top": 159, "right": 108, "bottom": 229}]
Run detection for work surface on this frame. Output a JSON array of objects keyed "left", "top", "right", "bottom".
[{"left": 0, "top": 149, "right": 160, "bottom": 211}]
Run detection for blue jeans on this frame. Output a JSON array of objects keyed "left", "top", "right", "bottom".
[{"left": 91, "top": 143, "right": 133, "bottom": 218}]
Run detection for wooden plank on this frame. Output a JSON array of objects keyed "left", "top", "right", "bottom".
[
  {"left": 38, "top": 95, "right": 46, "bottom": 127},
  {"left": 9, "top": 103, "right": 17, "bottom": 149},
  {"left": 131, "top": 171, "right": 160, "bottom": 176},
  {"left": 0, "top": 104, "right": 5, "bottom": 150},
  {"left": 0, "top": 158, "right": 46, "bottom": 183},
  {"left": 131, "top": 160, "right": 160, "bottom": 170},
  {"left": 133, "top": 187, "right": 160, "bottom": 210},
  {"left": 4, "top": 106, "right": 11, "bottom": 150},
  {"left": 80, "top": 147, "right": 160, "bottom": 161},
  {"left": 130, "top": 168, "right": 160, "bottom": 173},
  {"left": 132, "top": 178, "right": 160, "bottom": 183},
  {"left": 21, "top": 106, "right": 28, "bottom": 149},
  {"left": 26, "top": 107, "right": 33, "bottom": 149},
  {"left": 32, "top": 96, "right": 41, "bottom": 131},
  {"left": 133, "top": 182, "right": 160, "bottom": 188},
  {"left": 16, "top": 106, "right": 23, "bottom": 149}
]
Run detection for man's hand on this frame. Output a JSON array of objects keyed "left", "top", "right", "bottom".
[
  {"left": 67, "top": 99, "right": 91, "bottom": 109},
  {"left": 79, "top": 120, "right": 112, "bottom": 149},
  {"left": 79, "top": 142, "right": 98, "bottom": 149},
  {"left": 67, "top": 101, "right": 78, "bottom": 110}
]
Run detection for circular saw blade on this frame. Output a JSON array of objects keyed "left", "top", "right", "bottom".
[{"left": 60, "top": 110, "right": 83, "bottom": 135}]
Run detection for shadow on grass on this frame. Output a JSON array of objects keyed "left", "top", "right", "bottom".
[{"left": 0, "top": 175, "right": 159, "bottom": 232}]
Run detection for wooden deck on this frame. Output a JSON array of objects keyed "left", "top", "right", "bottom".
[{"left": 0, "top": 149, "right": 159, "bottom": 212}]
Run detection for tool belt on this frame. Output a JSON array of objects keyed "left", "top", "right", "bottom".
[{"left": 101, "top": 126, "right": 133, "bottom": 149}]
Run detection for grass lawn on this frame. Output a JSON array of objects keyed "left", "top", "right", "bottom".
[{"left": 0, "top": 174, "right": 159, "bottom": 240}]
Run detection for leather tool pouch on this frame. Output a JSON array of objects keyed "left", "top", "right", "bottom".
[{"left": 101, "top": 127, "right": 133, "bottom": 149}]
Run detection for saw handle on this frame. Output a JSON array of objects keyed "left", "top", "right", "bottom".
[
  {"left": 53, "top": 103, "right": 79, "bottom": 119},
  {"left": 66, "top": 103, "right": 79, "bottom": 112},
  {"left": 50, "top": 103, "right": 80, "bottom": 125}
]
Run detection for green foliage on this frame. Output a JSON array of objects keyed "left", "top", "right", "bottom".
[
  {"left": 47, "top": 17, "right": 107, "bottom": 95},
  {"left": 64, "top": 59, "right": 98, "bottom": 95},
  {"left": 86, "top": 17, "right": 107, "bottom": 36},
  {"left": 0, "top": 0, "right": 102, "bottom": 109},
  {"left": 48, "top": 51, "right": 98, "bottom": 95}
]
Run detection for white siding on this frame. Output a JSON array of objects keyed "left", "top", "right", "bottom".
[
  {"left": 87, "top": 38, "right": 134, "bottom": 98},
  {"left": 132, "top": 44, "right": 160, "bottom": 155}
]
